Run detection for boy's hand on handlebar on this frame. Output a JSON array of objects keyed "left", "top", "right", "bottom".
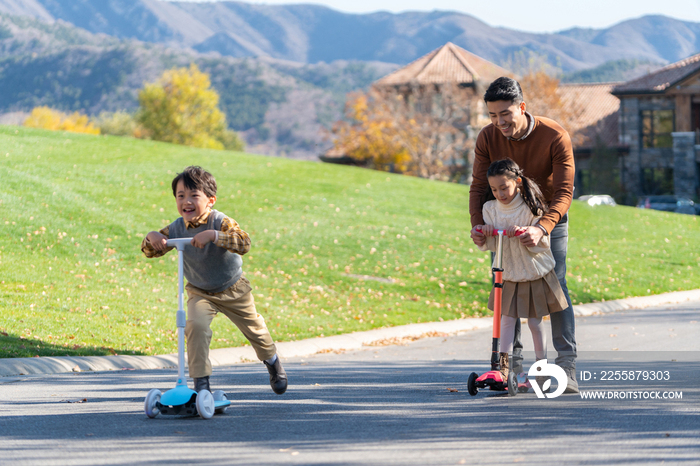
[
  {"left": 146, "top": 231, "right": 168, "bottom": 251},
  {"left": 191, "top": 230, "right": 217, "bottom": 249}
]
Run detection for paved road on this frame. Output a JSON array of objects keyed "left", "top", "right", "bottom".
[{"left": 1, "top": 302, "right": 699, "bottom": 465}]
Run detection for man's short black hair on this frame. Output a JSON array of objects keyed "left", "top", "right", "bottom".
[
  {"left": 171, "top": 166, "right": 217, "bottom": 198},
  {"left": 483, "top": 77, "right": 524, "bottom": 105}
]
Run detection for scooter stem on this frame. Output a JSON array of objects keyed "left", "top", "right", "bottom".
[
  {"left": 166, "top": 238, "right": 192, "bottom": 388},
  {"left": 491, "top": 231, "right": 504, "bottom": 370}
]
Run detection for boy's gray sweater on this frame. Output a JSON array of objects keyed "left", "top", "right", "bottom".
[{"left": 168, "top": 210, "right": 243, "bottom": 293}]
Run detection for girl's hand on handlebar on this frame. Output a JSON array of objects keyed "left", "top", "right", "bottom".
[{"left": 507, "top": 226, "right": 525, "bottom": 238}]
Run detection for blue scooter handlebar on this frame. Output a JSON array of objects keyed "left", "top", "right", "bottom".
[{"left": 165, "top": 238, "right": 192, "bottom": 250}]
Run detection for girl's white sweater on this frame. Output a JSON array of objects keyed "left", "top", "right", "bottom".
[{"left": 477, "top": 192, "right": 556, "bottom": 283}]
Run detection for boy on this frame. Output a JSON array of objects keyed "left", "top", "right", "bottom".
[{"left": 141, "top": 166, "right": 287, "bottom": 395}]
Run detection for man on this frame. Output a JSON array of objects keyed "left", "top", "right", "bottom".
[{"left": 469, "top": 76, "right": 578, "bottom": 393}]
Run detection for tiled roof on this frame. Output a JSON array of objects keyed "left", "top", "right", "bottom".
[
  {"left": 558, "top": 82, "right": 621, "bottom": 147},
  {"left": 612, "top": 52, "right": 700, "bottom": 94},
  {"left": 373, "top": 42, "right": 511, "bottom": 88}
]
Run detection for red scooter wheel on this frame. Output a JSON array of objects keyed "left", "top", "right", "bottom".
[
  {"left": 467, "top": 372, "right": 478, "bottom": 396},
  {"left": 507, "top": 371, "right": 517, "bottom": 396}
]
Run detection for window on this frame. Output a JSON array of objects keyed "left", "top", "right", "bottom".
[
  {"left": 641, "top": 110, "right": 674, "bottom": 148},
  {"left": 641, "top": 167, "right": 674, "bottom": 195}
]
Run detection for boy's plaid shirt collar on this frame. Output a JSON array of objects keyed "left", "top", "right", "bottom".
[{"left": 185, "top": 210, "right": 211, "bottom": 229}]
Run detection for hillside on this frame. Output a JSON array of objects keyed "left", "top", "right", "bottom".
[
  {"left": 560, "top": 58, "right": 666, "bottom": 83},
  {"left": 0, "top": 13, "right": 395, "bottom": 159},
  {"left": 1, "top": 127, "right": 699, "bottom": 357},
  {"left": 0, "top": 0, "right": 699, "bottom": 72}
]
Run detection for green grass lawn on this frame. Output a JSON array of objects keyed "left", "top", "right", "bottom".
[{"left": 1, "top": 126, "right": 699, "bottom": 358}]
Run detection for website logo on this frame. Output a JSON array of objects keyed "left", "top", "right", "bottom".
[{"left": 528, "top": 359, "right": 568, "bottom": 399}]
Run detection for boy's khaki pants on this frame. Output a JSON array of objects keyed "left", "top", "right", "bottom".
[{"left": 185, "top": 277, "right": 277, "bottom": 379}]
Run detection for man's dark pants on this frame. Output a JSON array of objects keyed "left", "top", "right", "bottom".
[{"left": 510, "top": 214, "right": 577, "bottom": 372}]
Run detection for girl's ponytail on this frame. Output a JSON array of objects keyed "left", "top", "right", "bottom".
[{"left": 519, "top": 175, "right": 548, "bottom": 216}]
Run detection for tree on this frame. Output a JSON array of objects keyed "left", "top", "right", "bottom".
[
  {"left": 136, "top": 64, "right": 244, "bottom": 151},
  {"left": 331, "top": 84, "right": 484, "bottom": 182},
  {"left": 330, "top": 91, "right": 412, "bottom": 172},
  {"left": 519, "top": 70, "right": 584, "bottom": 147},
  {"left": 23, "top": 107, "right": 100, "bottom": 135}
]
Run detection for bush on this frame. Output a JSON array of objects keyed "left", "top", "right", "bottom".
[
  {"left": 136, "top": 63, "right": 243, "bottom": 151},
  {"left": 93, "top": 111, "right": 137, "bottom": 136},
  {"left": 23, "top": 106, "right": 100, "bottom": 135}
]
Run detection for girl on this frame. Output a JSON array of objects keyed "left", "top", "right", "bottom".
[{"left": 475, "top": 158, "right": 568, "bottom": 382}]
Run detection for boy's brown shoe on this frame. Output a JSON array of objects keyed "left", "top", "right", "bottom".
[
  {"left": 194, "top": 376, "right": 210, "bottom": 393},
  {"left": 264, "top": 359, "right": 288, "bottom": 394}
]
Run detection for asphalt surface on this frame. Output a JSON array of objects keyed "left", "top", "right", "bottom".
[{"left": 1, "top": 295, "right": 699, "bottom": 465}]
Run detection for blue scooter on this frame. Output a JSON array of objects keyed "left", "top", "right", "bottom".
[{"left": 144, "top": 238, "right": 231, "bottom": 419}]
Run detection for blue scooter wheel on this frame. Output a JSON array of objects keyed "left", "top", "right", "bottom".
[{"left": 144, "top": 389, "right": 162, "bottom": 418}]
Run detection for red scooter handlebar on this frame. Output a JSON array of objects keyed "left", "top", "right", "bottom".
[{"left": 475, "top": 227, "right": 523, "bottom": 237}]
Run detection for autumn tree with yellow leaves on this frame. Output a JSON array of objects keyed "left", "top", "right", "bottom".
[
  {"left": 23, "top": 107, "right": 100, "bottom": 135},
  {"left": 519, "top": 70, "right": 584, "bottom": 146},
  {"left": 330, "top": 91, "right": 412, "bottom": 173},
  {"left": 331, "top": 84, "right": 483, "bottom": 182},
  {"left": 137, "top": 64, "right": 244, "bottom": 151}
]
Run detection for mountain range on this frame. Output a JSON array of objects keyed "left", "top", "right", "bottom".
[
  {"left": 1, "top": 0, "right": 699, "bottom": 159},
  {"left": 0, "top": 0, "right": 699, "bottom": 72}
]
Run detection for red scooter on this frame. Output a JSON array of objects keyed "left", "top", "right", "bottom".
[{"left": 468, "top": 229, "right": 530, "bottom": 396}]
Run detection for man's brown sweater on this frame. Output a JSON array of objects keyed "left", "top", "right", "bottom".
[{"left": 469, "top": 115, "right": 575, "bottom": 233}]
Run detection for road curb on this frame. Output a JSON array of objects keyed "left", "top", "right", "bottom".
[{"left": 2, "top": 289, "right": 699, "bottom": 378}]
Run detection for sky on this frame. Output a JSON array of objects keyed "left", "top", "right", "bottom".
[{"left": 221, "top": 0, "right": 700, "bottom": 33}]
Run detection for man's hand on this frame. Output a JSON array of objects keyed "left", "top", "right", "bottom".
[
  {"left": 517, "top": 225, "right": 545, "bottom": 248},
  {"left": 191, "top": 230, "right": 217, "bottom": 249},
  {"left": 506, "top": 226, "right": 526, "bottom": 238},
  {"left": 146, "top": 231, "right": 168, "bottom": 251},
  {"left": 471, "top": 225, "right": 487, "bottom": 247}
]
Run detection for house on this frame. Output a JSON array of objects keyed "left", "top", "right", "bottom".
[
  {"left": 544, "top": 53, "right": 700, "bottom": 203},
  {"left": 372, "top": 41, "right": 511, "bottom": 93},
  {"left": 557, "top": 83, "right": 627, "bottom": 197},
  {"left": 612, "top": 53, "right": 700, "bottom": 200},
  {"left": 321, "top": 42, "right": 511, "bottom": 168},
  {"left": 324, "top": 41, "right": 700, "bottom": 200}
]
